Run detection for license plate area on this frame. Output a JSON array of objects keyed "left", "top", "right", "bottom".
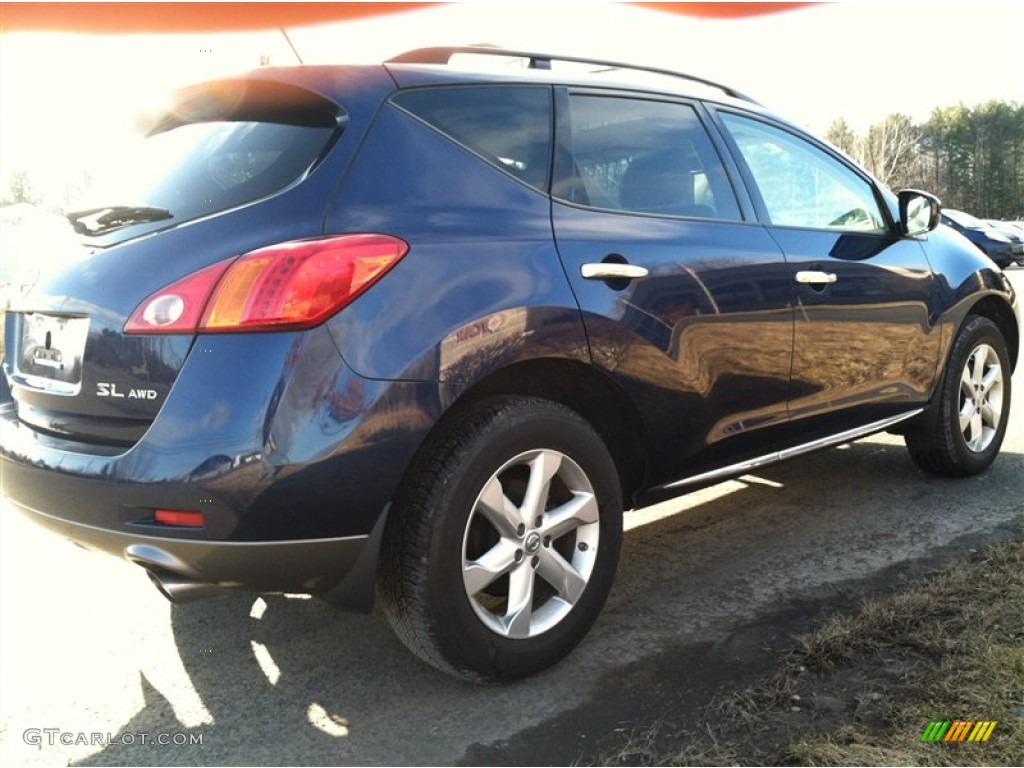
[{"left": 14, "top": 313, "right": 90, "bottom": 395}]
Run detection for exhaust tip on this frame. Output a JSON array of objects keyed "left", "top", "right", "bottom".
[
  {"left": 125, "top": 543, "right": 228, "bottom": 604},
  {"left": 147, "top": 569, "right": 228, "bottom": 604}
]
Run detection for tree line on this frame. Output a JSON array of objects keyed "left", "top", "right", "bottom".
[{"left": 827, "top": 100, "right": 1024, "bottom": 220}]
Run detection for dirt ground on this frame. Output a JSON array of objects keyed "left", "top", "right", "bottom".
[{"left": 461, "top": 530, "right": 1023, "bottom": 766}]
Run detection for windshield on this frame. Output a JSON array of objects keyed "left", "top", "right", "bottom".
[{"left": 943, "top": 209, "right": 985, "bottom": 229}]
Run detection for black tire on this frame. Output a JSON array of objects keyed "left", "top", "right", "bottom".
[
  {"left": 378, "top": 396, "right": 623, "bottom": 681},
  {"left": 905, "top": 315, "right": 1012, "bottom": 476}
]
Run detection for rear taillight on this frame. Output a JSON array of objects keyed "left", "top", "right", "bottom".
[
  {"left": 128, "top": 260, "right": 233, "bottom": 333},
  {"left": 125, "top": 234, "right": 409, "bottom": 334}
]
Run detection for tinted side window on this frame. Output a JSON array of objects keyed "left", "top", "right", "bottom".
[
  {"left": 393, "top": 86, "right": 552, "bottom": 192},
  {"left": 720, "top": 113, "right": 887, "bottom": 233},
  {"left": 556, "top": 95, "right": 742, "bottom": 221}
]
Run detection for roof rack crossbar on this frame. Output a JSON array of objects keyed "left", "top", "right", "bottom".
[{"left": 386, "top": 46, "right": 759, "bottom": 104}]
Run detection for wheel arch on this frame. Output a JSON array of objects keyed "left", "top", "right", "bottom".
[
  {"left": 965, "top": 294, "right": 1019, "bottom": 373},
  {"left": 447, "top": 359, "right": 649, "bottom": 506}
]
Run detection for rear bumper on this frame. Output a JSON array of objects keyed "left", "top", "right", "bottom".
[
  {"left": 0, "top": 325, "right": 438, "bottom": 605},
  {"left": 6, "top": 494, "right": 368, "bottom": 594}
]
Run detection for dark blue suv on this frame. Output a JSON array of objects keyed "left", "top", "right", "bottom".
[{"left": 1, "top": 47, "right": 1018, "bottom": 680}]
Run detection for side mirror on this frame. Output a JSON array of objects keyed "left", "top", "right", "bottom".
[{"left": 898, "top": 189, "right": 941, "bottom": 236}]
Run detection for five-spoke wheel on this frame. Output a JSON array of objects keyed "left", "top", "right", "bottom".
[
  {"left": 378, "top": 397, "right": 622, "bottom": 681},
  {"left": 957, "top": 342, "right": 1004, "bottom": 453},
  {"left": 462, "top": 449, "right": 600, "bottom": 639},
  {"left": 906, "top": 315, "right": 1012, "bottom": 476}
]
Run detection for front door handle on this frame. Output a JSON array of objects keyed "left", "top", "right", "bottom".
[
  {"left": 581, "top": 263, "right": 649, "bottom": 280},
  {"left": 795, "top": 270, "right": 837, "bottom": 285}
]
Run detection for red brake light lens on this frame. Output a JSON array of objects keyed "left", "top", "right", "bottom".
[{"left": 125, "top": 234, "right": 409, "bottom": 334}]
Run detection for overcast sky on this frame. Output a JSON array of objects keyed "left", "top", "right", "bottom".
[{"left": 2, "top": 1, "right": 1021, "bottom": 207}]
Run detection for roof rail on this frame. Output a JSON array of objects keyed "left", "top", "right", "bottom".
[{"left": 386, "top": 46, "right": 759, "bottom": 104}]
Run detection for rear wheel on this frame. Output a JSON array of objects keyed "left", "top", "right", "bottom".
[
  {"left": 378, "top": 396, "right": 623, "bottom": 681},
  {"left": 905, "top": 315, "right": 1011, "bottom": 476}
]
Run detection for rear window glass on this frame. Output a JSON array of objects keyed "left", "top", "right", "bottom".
[
  {"left": 74, "top": 80, "right": 341, "bottom": 241},
  {"left": 137, "top": 120, "right": 333, "bottom": 214},
  {"left": 393, "top": 86, "right": 552, "bottom": 192}
]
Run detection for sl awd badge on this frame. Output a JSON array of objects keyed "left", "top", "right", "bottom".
[{"left": 97, "top": 383, "right": 159, "bottom": 399}]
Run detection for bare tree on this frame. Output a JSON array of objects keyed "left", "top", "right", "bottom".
[{"left": 860, "top": 114, "right": 922, "bottom": 190}]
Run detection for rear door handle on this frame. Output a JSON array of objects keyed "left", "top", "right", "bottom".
[
  {"left": 795, "top": 270, "right": 837, "bottom": 285},
  {"left": 581, "top": 263, "right": 649, "bottom": 280}
]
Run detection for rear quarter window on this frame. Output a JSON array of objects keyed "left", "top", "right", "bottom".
[{"left": 392, "top": 86, "right": 552, "bottom": 192}]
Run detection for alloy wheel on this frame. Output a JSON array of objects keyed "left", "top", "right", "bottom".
[
  {"left": 958, "top": 342, "right": 1004, "bottom": 452},
  {"left": 461, "top": 449, "right": 600, "bottom": 639}
]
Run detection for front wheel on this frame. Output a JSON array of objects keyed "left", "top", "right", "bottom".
[
  {"left": 378, "top": 396, "right": 623, "bottom": 681},
  {"left": 905, "top": 315, "right": 1012, "bottom": 476}
]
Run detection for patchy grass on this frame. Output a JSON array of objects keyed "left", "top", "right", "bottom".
[{"left": 598, "top": 540, "right": 1024, "bottom": 766}]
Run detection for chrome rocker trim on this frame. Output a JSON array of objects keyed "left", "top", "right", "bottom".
[{"left": 658, "top": 409, "right": 924, "bottom": 492}]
